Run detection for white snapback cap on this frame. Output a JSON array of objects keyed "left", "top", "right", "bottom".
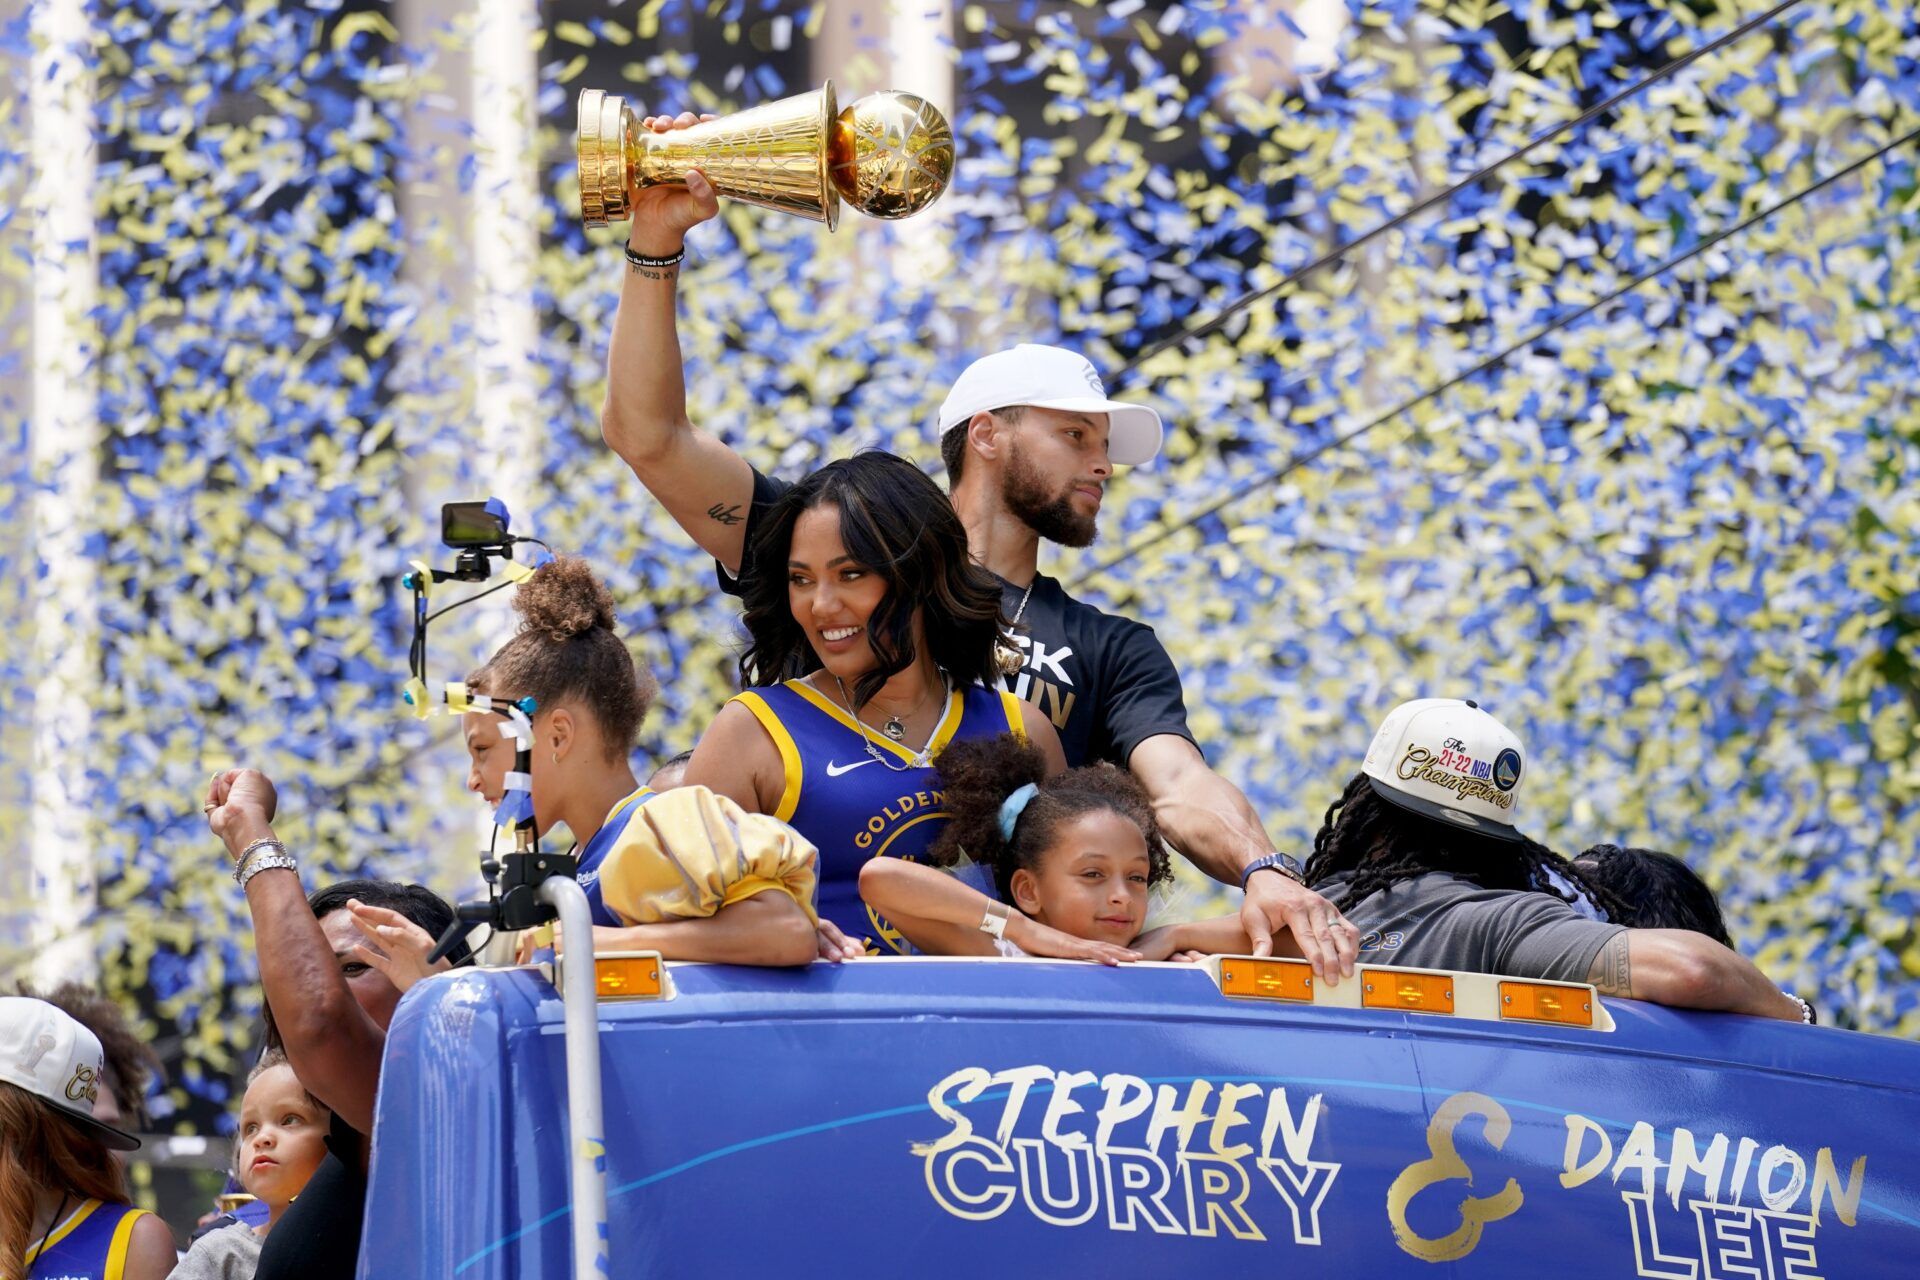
[
  {"left": 1360, "top": 698, "right": 1527, "bottom": 842},
  {"left": 0, "top": 996, "right": 141, "bottom": 1150},
  {"left": 937, "top": 344, "right": 1164, "bottom": 466}
]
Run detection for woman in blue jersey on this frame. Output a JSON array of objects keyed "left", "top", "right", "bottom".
[
  {"left": 686, "top": 451, "right": 1068, "bottom": 953},
  {"left": 461, "top": 554, "right": 817, "bottom": 964},
  {"left": 1, "top": 998, "right": 174, "bottom": 1280}
]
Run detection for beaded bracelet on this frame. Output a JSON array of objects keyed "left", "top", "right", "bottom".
[{"left": 1782, "top": 991, "right": 1817, "bottom": 1025}]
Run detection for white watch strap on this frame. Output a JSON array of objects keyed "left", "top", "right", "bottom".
[{"left": 978, "top": 900, "right": 1010, "bottom": 939}]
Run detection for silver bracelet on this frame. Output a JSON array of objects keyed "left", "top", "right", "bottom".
[
  {"left": 1782, "top": 991, "right": 1816, "bottom": 1025},
  {"left": 232, "top": 838, "right": 287, "bottom": 885},
  {"left": 238, "top": 850, "right": 299, "bottom": 890}
]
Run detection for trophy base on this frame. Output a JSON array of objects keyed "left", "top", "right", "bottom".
[{"left": 577, "top": 88, "right": 629, "bottom": 227}]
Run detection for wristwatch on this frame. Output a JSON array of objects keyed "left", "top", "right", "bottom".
[
  {"left": 978, "top": 900, "right": 1011, "bottom": 939},
  {"left": 1241, "top": 852, "right": 1306, "bottom": 888}
]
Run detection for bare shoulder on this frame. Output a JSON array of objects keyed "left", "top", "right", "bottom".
[
  {"left": 686, "top": 697, "right": 785, "bottom": 811},
  {"left": 1015, "top": 700, "right": 1067, "bottom": 776},
  {"left": 124, "top": 1210, "right": 182, "bottom": 1280}
]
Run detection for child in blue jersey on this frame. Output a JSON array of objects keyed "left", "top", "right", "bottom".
[
  {"left": 861, "top": 734, "right": 1279, "bottom": 963},
  {"left": 1, "top": 998, "right": 174, "bottom": 1280},
  {"left": 460, "top": 555, "right": 818, "bottom": 966},
  {"left": 686, "top": 453, "right": 1067, "bottom": 954}
]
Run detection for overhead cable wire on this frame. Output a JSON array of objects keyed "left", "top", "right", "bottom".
[
  {"left": 1114, "top": 0, "right": 1809, "bottom": 381},
  {"left": 1075, "top": 125, "right": 1920, "bottom": 585}
]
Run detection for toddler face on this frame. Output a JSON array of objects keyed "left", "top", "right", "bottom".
[{"left": 237, "top": 1063, "right": 329, "bottom": 1209}]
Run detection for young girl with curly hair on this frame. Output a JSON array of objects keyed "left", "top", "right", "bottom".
[
  {"left": 859, "top": 734, "right": 1277, "bottom": 963},
  {"left": 461, "top": 554, "right": 821, "bottom": 966}
]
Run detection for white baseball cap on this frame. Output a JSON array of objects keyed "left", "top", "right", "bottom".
[
  {"left": 1360, "top": 699, "right": 1527, "bottom": 842},
  {"left": 0, "top": 996, "right": 141, "bottom": 1151},
  {"left": 937, "top": 344, "right": 1164, "bottom": 466}
]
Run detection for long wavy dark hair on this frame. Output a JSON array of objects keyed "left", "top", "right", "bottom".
[
  {"left": 926, "top": 734, "right": 1172, "bottom": 903},
  {"left": 738, "top": 452, "right": 1005, "bottom": 707},
  {"left": 1304, "top": 772, "right": 1633, "bottom": 920},
  {"left": 1574, "top": 844, "right": 1733, "bottom": 945}
]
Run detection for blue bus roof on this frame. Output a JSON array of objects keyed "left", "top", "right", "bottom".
[{"left": 364, "top": 958, "right": 1920, "bottom": 1278}]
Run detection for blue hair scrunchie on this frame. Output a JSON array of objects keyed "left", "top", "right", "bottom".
[{"left": 998, "top": 782, "right": 1040, "bottom": 841}]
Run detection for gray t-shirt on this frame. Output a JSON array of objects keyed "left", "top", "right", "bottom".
[
  {"left": 167, "top": 1222, "right": 264, "bottom": 1280},
  {"left": 1325, "top": 871, "right": 1625, "bottom": 983}
]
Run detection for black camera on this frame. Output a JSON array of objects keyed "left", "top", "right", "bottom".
[
  {"left": 441, "top": 500, "right": 514, "bottom": 581},
  {"left": 442, "top": 500, "right": 512, "bottom": 549}
]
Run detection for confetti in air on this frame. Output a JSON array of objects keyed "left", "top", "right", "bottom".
[{"left": 0, "top": 0, "right": 1915, "bottom": 1132}]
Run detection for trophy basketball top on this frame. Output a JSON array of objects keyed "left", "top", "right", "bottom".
[{"left": 577, "top": 82, "right": 954, "bottom": 231}]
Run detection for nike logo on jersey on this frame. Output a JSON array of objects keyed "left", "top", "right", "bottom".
[{"left": 825, "top": 758, "right": 878, "bottom": 777}]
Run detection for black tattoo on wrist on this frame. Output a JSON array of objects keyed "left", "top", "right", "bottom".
[
  {"left": 707, "top": 503, "right": 744, "bottom": 526},
  {"left": 1586, "top": 933, "right": 1632, "bottom": 996},
  {"left": 627, "top": 263, "right": 679, "bottom": 280}
]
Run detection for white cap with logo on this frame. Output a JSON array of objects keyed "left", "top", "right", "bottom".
[
  {"left": 0, "top": 995, "right": 141, "bottom": 1151},
  {"left": 937, "top": 343, "right": 1165, "bottom": 466},
  {"left": 1361, "top": 698, "right": 1527, "bottom": 842}
]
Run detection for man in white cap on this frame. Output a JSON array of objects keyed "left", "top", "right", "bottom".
[
  {"left": 597, "top": 117, "right": 1359, "bottom": 981},
  {"left": 1301, "top": 698, "right": 1813, "bottom": 1021}
]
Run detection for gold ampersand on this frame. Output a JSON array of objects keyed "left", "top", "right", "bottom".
[{"left": 1385, "top": 1091, "right": 1524, "bottom": 1262}]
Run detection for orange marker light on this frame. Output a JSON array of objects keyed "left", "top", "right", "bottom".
[
  {"left": 594, "top": 956, "right": 663, "bottom": 1000},
  {"left": 1498, "top": 980, "right": 1594, "bottom": 1027},
  {"left": 1219, "top": 958, "right": 1315, "bottom": 1002},
  {"left": 1361, "top": 971, "right": 1454, "bottom": 1013}
]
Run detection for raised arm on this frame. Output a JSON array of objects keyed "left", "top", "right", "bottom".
[
  {"left": 1127, "top": 734, "right": 1358, "bottom": 984},
  {"left": 599, "top": 112, "right": 758, "bottom": 574},
  {"left": 206, "top": 770, "right": 386, "bottom": 1135},
  {"left": 857, "top": 857, "right": 1140, "bottom": 964},
  {"left": 1587, "top": 928, "right": 1807, "bottom": 1021}
]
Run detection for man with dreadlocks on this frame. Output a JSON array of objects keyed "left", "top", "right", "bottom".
[{"left": 1303, "top": 699, "right": 1812, "bottom": 1022}]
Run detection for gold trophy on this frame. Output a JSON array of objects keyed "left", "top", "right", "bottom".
[{"left": 576, "top": 81, "right": 954, "bottom": 232}]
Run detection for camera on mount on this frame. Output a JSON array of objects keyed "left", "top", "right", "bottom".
[{"left": 441, "top": 499, "right": 516, "bottom": 581}]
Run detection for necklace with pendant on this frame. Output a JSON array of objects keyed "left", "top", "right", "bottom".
[
  {"left": 996, "top": 578, "right": 1036, "bottom": 678},
  {"left": 877, "top": 677, "right": 938, "bottom": 740},
  {"left": 832, "top": 672, "right": 951, "bottom": 771}
]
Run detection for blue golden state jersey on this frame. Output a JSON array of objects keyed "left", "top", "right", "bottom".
[
  {"left": 575, "top": 786, "right": 659, "bottom": 927},
  {"left": 730, "top": 678, "right": 1025, "bottom": 953},
  {"left": 26, "top": 1199, "right": 153, "bottom": 1280}
]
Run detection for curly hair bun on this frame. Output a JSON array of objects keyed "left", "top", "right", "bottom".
[{"left": 514, "top": 555, "right": 618, "bottom": 642}]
